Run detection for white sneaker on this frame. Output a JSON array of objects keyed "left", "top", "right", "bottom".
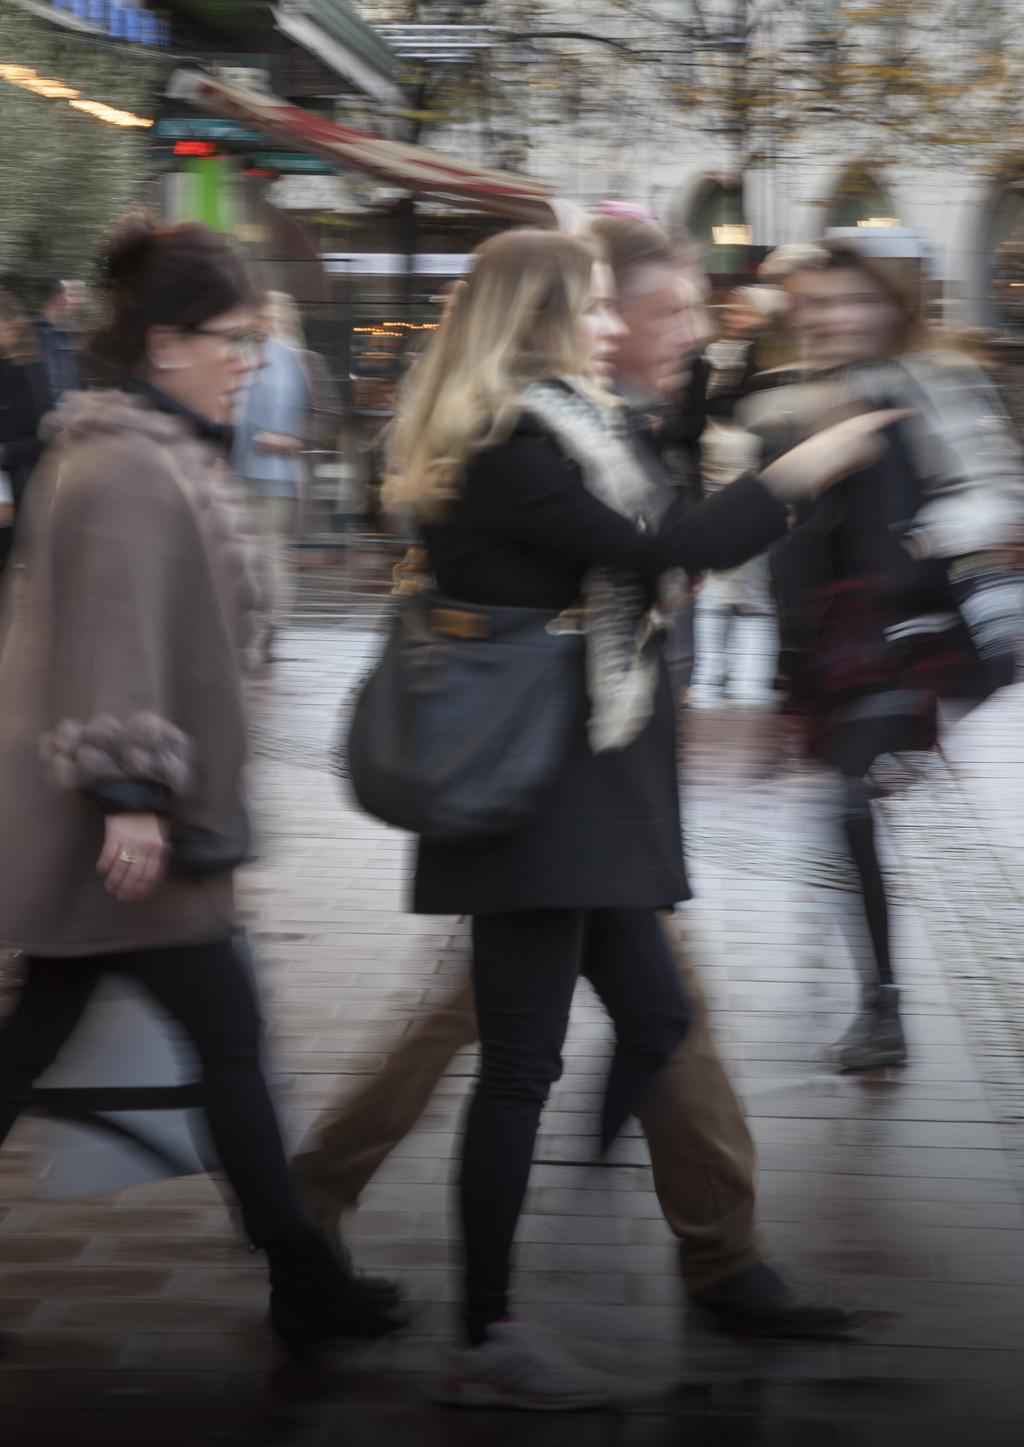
[{"left": 434, "top": 1320, "right": 630, "bottom": 1412}]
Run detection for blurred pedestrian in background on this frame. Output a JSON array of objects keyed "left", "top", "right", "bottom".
[
  {"left": 232, "top": 289, "right": 313, "bottom": 664},
  {"left": 0, "top": 217, "right": 402, "bottom": 1358},
  {"left": 32, "top": 277, "right": 86, "bottom": 401},
  {"left": 295, "top": 215, "right": 859, "bottom": 1362},
  {"left": 0, "top": 290, "right": 54, "bottom": 573},
  {"left": 353, "top": 226, "right": 903, "bottom": 1408},
  {"left": 689, "top": 284, "right": 789, "bottom": 709},
  {"left": 262, "top": 289, "right": 342, "bottom": 457},
  {"left": 747, "top": 239, "right": 1024, "bottom": 1070}
]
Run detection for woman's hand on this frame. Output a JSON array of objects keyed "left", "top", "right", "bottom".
[
  {"left": 760, "top": 409, "right": 915, "bottom": 503},
  {"left": 98, "top": 813, "right": 169, "bottom": 903}
]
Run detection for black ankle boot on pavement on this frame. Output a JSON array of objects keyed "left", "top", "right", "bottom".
[
  {"left": 267, "top": 1227, "right": 407, "bottom": 1360},
  {"left": 690, "top": 1261, "right": 862, "bottom": 1338},
  {"left": 833, "top": 982, "right": 907, "bottom": 1073}
]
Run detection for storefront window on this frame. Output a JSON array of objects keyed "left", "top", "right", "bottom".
[
  {"left": 827, "top": 176, "right": 898, "bottom": 231},
  {"left": 989, "top": 185, "right": 1024, "bottom": 331},
  {"left": 689, "top": 182, "right": 750, "bottom": 279}
]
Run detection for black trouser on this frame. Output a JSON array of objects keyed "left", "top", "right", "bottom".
[
  {"left": 0, "top": 939, "right": 309, "bottom": 1246},
  {"left": 460, "top": 907, "right": 690, "bottom": 1343}
]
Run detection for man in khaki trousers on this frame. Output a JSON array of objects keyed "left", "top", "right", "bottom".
[
  {"left": 293, "top": 215, "right": 853, "bottom": 1337},
  {"left": 293, "top": 916, "right": 849, "bottom": 1335}
]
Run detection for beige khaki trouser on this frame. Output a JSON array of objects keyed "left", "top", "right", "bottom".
[
  {"left": 247, "top": 493, "right": 298, "bottom": 634},
  {"left": 292, "top": 914, "right": 759, "bottom": 1294}
]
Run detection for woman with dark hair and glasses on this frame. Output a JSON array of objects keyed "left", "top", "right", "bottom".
[{"left": 0, "top": 216, "right": 403, "bottom": 1357}]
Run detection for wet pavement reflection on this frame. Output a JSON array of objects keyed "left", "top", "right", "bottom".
[{"left": 1, "top": 553, "right": 1023, "bottom": 1445}]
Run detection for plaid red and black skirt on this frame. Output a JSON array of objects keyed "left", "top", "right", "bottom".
[{"left": 791, "top": 575, "right": 980, "bottom": 762}]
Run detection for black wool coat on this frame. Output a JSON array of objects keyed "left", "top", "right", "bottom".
[{"left": 413, "top": 414, "right": 788, "bottom": 916}]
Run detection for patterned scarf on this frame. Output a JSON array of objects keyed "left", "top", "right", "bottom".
[{"left": 519, "top": 381, "right": 666, "bottom": 752}]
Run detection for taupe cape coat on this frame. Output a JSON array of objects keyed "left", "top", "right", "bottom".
[{"left": 0, "top": 389, "right": 257, "bottom": 957}]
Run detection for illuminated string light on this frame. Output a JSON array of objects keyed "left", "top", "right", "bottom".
[
  {"left": 0, "top": 64, "right": 152, "bottom": 128},
  {"left": 0, "top": 63, "right": 79, "bottom": 99},
  {"left": 353, "top": 323, "right": 439, "bottom": 334},
  {"left": 70, "top": 98, "right": 153, "bottom": 128}
]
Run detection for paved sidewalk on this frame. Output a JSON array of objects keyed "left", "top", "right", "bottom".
[{"left": 2, "top": 560, "right": 1024, "bottom": 1446}]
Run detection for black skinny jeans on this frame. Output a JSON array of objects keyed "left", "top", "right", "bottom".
[
  {"left": 0, "top": 939, "right": 309, "bottom": 1247},
  {"left": 460, "top": 907, "right": 690, "bottom": 1343}
]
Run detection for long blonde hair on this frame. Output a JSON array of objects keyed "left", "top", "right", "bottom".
[{"left": 387, "top": 229, "right": 600, "bottom": 519}]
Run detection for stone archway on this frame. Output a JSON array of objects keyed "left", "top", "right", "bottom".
[
  {"left": 823, "top": 164, "right": 898, "bottom": 231},
  {"left": 674, "top": 173, "right": 751, "bottom": 284}
]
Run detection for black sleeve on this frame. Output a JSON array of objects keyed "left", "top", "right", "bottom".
[
  {"left": 658, "top": 357, "right": 709, "bottom": 448},
  {"left": 2, "top": 362, "right": 51, "bottom": 498},
  {"left": 462, "top": 433, "right": 654, "bottom": 569},
  {"left": 649, "top": 473, "right": 790, "bottom": 575},
  {"left": 87, "top": 780, "right": 172, "bottom": 815},
  {"left": 464, "top": 432, "right": 789, "bottom": 581}
]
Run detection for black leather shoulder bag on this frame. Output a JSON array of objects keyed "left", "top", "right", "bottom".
[{"left": 340, "top": 591, "right": 584, "bottom": 844}]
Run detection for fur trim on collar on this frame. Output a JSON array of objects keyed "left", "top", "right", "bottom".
[{"left": 41, "top": 389, "right": 196, "bottom": 448}]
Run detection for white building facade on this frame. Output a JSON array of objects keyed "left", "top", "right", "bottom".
[{"left": 360, "top": 1, "right": 1024, "bottom": 324}]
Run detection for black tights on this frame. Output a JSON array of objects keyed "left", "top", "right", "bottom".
[
  {"left": 0, "top": 939, "right": 310, "bottom": 1246},
  {"left": 460, "top": 908, "right": 690, "bottom": 1343},
  {"left": 839, "top": 775, "right": 893, "bottom": 987},
  {"left": 824, "top": 717, "right": 917, "bottom": 990}
]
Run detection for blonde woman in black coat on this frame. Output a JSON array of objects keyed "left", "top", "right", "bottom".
[{"left": 386, "top": 228, "right": 907, "bottom": 1411}]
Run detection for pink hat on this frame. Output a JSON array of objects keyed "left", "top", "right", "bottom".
[{"left": 594, "top": 200, "right": 657, "bottom": 223}]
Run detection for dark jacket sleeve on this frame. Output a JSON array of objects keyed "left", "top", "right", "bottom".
[
  {"left": 2, "top": 361, "right": 52, "bottom": 501},
  {"left": 658, "top": 356, "right": 709, "bottom": 448},
  {"left": 464, "top": 432, "right": 788, "bottom": 581},
  {"left": 650, "top": 473, "right": 789, "bottom": 574}
]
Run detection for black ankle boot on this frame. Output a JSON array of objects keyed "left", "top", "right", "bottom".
[
  {"left": 266, "top": 1227, "right": 407, "bottom": 1360},
  {"left": 833, "top": 983, "right": 907, "bottom": 1072}
]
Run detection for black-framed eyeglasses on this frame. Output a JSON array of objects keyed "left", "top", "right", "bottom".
[{"left": 190, "top": 326, "right": 267, "bottom": 354}]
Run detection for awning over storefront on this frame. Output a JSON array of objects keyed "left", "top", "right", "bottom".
[{"left": 166, "top": 68, "right": 562, "bottom": 225}]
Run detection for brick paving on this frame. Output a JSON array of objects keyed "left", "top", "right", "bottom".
[{"left": 2, "top": 553, "right": 1024, "bottom": 1446}]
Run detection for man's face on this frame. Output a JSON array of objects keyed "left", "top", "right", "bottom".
[{"left": 612, "top": 262, "right": 708, "bottom": 396}]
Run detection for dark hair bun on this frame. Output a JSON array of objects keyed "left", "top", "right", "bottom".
[
  {"left": 89, "top": 214, "right": 256, "bottom": 375},
  {"left": 100, "top": 212, "right": 159, "bottom": 289}
]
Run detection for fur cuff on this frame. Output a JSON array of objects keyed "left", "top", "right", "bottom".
[{"left": 40, "top": 712, "right": 195, "bottom": 795}]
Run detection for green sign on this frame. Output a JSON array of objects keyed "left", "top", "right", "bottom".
[
  {"left": 247, "top": 153, "right": 338, "bottom": 175},
  {"left": 156, "top": 117, "right": 264, "bottom": 142},
  {"left": 179, "top": 157, "right": 233, "bottom": 234}
]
